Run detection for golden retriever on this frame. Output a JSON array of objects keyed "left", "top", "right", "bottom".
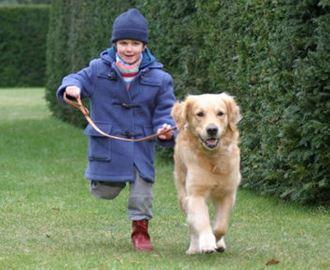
[{"left": 171, "top": 93, "right": 242, "bottom": 254}]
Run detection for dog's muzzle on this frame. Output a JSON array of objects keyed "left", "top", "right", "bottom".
[{"left": 199, "top": 124, "right": 220, "bottom": 150}]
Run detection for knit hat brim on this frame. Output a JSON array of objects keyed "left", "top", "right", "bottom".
[{"left": 112, "top": 28, "right": 148, "bottom": 44}]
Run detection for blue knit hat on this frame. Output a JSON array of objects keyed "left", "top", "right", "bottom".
[{"left": 111, "top": 8, "right": 148, "bottom": 44}]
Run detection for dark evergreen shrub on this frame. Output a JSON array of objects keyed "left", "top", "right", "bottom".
[{"left": 0, "top": 5, "right": 49, "bottom": 86}]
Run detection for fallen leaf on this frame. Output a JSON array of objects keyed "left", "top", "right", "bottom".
[{"left": 266, "top": 258, "right": 280, "bottom": 266}]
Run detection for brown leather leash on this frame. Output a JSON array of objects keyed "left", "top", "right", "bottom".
[{"left": 63, "top": 92, "right": 176, "bottom": 142}]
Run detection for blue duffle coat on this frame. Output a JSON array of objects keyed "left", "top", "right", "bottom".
[{"left": 57, "top": 48, "right": 176, "bottom": 183}]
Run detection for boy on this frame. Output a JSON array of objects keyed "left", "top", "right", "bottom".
[{"left": 57, "top": 8, "right": 176, "bottom": 251}]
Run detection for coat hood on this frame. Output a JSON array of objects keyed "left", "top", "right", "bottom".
[{"left": 100, "top": 47, "right": 163, "bottom": 69}]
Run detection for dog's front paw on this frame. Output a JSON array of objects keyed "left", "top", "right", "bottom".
[
  {"left": 199, "top": 232, "right": 217, "bottom": 253},
  {"left": 216, "top": 237, "right": 226, "bottom": 252}
]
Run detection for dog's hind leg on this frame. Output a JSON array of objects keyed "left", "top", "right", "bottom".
[{"left": 173, "top": 157, "right": 187, "bottom": 213}]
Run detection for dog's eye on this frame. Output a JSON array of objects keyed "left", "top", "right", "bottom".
[
  {"left": 217, "top": 111, "right": 224, "bottom": 117},
  {"left": 196, "top": 111, "right": 205, "bottom": 117}
]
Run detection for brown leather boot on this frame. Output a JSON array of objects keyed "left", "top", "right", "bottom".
[{"left": 131, "top": 220, "right": 153, "bottom": 251}]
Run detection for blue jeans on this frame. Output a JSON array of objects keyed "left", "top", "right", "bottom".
[{"left": 90, "top": 170, "right": 153, "bottom": 220}]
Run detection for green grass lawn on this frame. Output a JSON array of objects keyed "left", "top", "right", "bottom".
[{"left": 0, "top": 88, "right": 329, "bottom": 270}]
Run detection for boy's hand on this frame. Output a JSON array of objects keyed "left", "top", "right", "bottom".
[
  {"left": 157, "top": 123, "right": 173, "bottom": 140},
  {"left": 65, "top": 86, "right": 81, "bottom": 99}
]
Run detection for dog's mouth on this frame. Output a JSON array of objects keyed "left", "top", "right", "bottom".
[{"left": 199, "top": 136, "right": 220, "bottom": 150}]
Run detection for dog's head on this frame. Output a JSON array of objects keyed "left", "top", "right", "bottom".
[{"left": 172, "top": 93, "right": 242, "bottom": 151}]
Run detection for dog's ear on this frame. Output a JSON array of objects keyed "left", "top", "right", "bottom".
[
  {"left": 221, "top": 93, "right": 242, "bottom": 131},
  {"left": 172, "top": 101, "right": 186, "bottom": 130},
  {"left": 172, "top": 96, "right": 195, "bottom": 130}
]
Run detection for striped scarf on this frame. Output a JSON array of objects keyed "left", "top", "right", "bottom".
[{"left": 115, "top": 53, "right": 142, "bottom": 88}]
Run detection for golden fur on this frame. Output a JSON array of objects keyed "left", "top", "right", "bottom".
[{"left": 171, "top": 93, "right": 242, "bottom": 254}]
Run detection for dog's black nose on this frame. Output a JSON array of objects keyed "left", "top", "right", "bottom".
[{"left": 207, "top": 125, "right": 218, "bottom": 136}]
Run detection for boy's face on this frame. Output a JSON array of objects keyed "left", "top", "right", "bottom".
[{"left": 116, "top": 39, "right": 145, "bottom": 64}]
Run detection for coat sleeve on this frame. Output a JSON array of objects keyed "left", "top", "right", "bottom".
[
  {"left": 56, "top": 59, "right": 97, "bottom": 102},
  {"left": 152, "top": 72, "right": 177, "bottom": 147}
]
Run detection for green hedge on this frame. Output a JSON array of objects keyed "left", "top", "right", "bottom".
[
  {"left": 195, "top": 0, "right": 330, "bottom": 205},
  {"left": 46, "top": 0, "right": 329, "bottom": 205},
  {"left": 0, "top": 5, "right": 49, "bottom": 87}
]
